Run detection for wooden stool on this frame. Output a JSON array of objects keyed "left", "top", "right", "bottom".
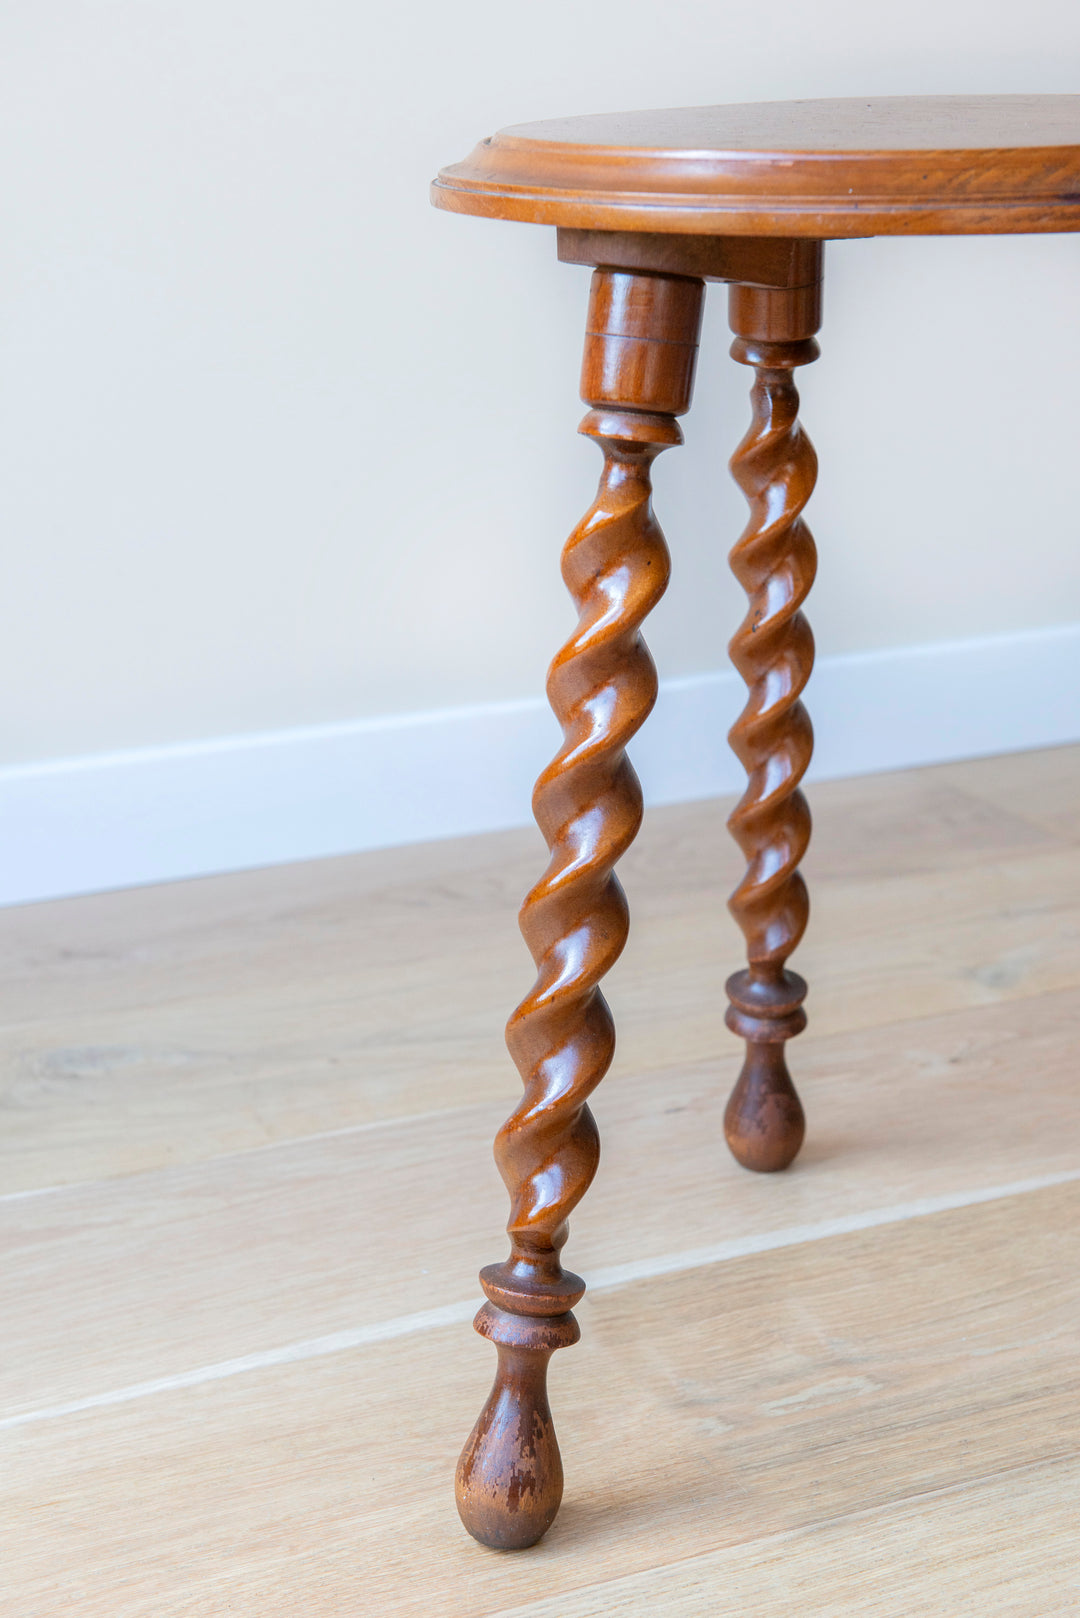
[{"left": 430, "top": 95, "right": 1080, "bottom": 1551}]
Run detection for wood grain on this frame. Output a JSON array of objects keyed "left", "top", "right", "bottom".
[
  {"left": 3, "top": 748, "right": 1079, "bottom": 1609},
  {"left": 431, "top": 95, "right": 1080, "bottom": 238},
  {"left": 500, "top": 1462, "right": 1080, "bottom": 1616},
  {"left": 5, "top": 1184, "right": 1078, "bottom": 1616},
  {"left": 6, "top": 983, "right": 1080, "bottom": 1422},
  {"left": 936, "top": 745, "right": 1080, "bottom": 848},
  {"left": 0, "top": 749, "right": 1076, "bottom": 1195}
]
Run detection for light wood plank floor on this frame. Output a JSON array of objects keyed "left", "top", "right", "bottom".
[{"left": 3, "top": 746, "right": 1080, "bottom": 1615}]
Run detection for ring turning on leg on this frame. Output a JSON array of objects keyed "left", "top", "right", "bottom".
[
  {"left": 723, "top": 276, "right": 822, "bottom": 1174},
  {"left": 456, "top": 268, "right": 704, "bottom": 1549}
]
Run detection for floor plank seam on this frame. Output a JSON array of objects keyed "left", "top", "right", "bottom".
[
  {"left": 5, "top": 1166, "right": 1078, "bottom": 1433},
  {"left": 10, "top": 967, "right": 1080, "bottom": 1204},
  {"left": 0, "top": 1100, "right": 479, "bottom": 1204},
  {"left": 484, "top": 1450, "right": 1080, "bottom": 1616}
]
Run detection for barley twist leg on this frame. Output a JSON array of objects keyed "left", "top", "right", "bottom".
[
  {"left": 456, "top": 268, "right": 703, "bottom": 1549},
  {"left": 723, "top": 278, "right": 822, "bottom": 1173}
]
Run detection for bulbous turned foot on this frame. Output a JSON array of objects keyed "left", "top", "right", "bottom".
[
  {"left": 724, "top": 968, "right": 807, "bottom": 1172},
  {"left": 723, "top": 1042, "right": 806, "bottom": 1172},
  {"left": 455, "top": 1304, "right": 580, "bottom": 1550}
]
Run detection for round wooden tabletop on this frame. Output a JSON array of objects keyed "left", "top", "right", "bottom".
[{"left": 431, "top": 95, "right": 1080, "bottom": 238}]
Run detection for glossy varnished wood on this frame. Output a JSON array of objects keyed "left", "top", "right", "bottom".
[
  {"left": 432, "top": 95, "right": 1080, "bottom": 237},
  {"left": 432, "top": 92, "right": 1080, "bottom": 1549},
  {"left": 722, "top": 279, "right": 821, "bottom": 1172},
  {"left": 557, "top": 229, "right": 823, "bottom": 288},
  {"left": 456, "top": 268, "right": 704, "bottom": 1548}
]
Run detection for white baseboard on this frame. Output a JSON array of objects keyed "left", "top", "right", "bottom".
[{"left": 3, "top": 622, "right": 1079, "bottom": 908}]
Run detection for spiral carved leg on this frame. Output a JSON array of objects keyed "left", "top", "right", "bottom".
[
  {"left": 456, "top": 268, "right": 704, "bottom": 1549},
  {"left": 723, "top": 277, "right": 822, "bottom": 1174}
]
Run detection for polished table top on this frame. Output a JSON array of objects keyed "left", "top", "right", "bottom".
[{"left": 431, "top": 94, "right": 1080, "bottom": 237}]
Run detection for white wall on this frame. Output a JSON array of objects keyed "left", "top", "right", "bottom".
[{"left": 3, "top": 1, "right": 1080, "bottom": 899}]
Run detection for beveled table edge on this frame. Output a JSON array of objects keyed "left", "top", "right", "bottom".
[{"left": 431, "top": 174, "right": 1080, "bottom": 238}]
